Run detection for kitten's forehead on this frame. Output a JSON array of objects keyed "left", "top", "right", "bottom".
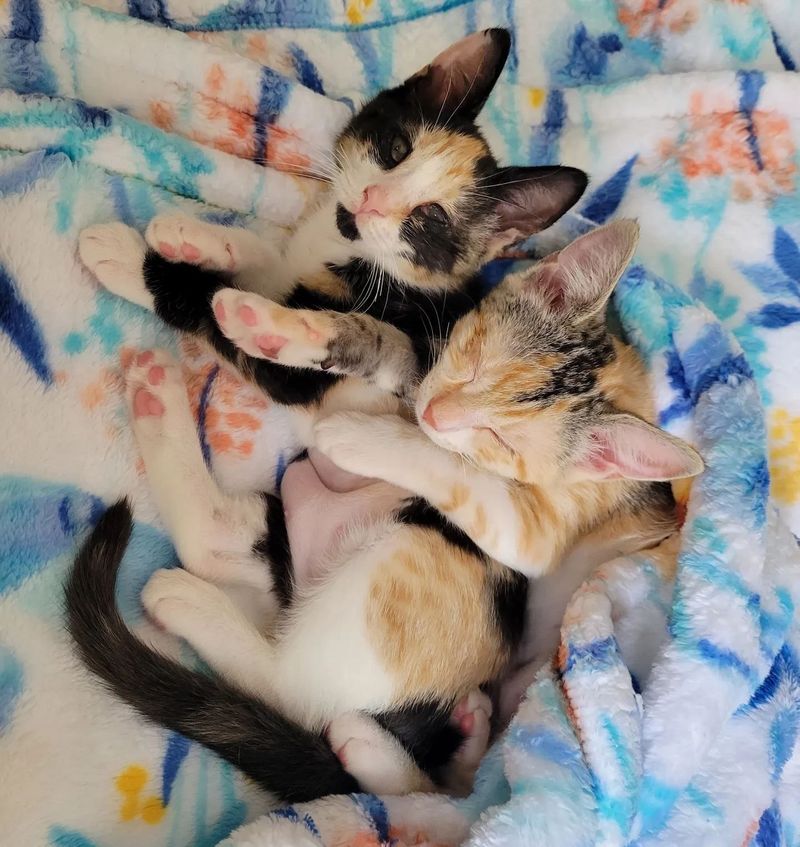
[{"left": 338, "top": 126, "right": 493, "bottom": 206}]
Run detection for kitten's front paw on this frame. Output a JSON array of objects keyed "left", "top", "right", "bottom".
[
  {"left": 314, "top": 413, "right": 411, "bottom": 478},
  {"left": 212, "top": 289, "right": 334, "bottom": 367},
  {"left": 125, "top": 348, "right": 191, "bottom": 441},
  {"left": 327, "top": 712, "right": 433, "bottom": 795},
  {"left": 142, "top": 568, "right": 230, "bottom": 642},
  {"left": 146, "top": 214, "right": 238, "bottom": 271},
  {"left": 78, "top": 224, "right": 153, "bottom": 309}
]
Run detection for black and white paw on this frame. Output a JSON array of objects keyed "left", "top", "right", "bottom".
[{"left": 78, "top": 223, "right": 153, "bottom": 309}]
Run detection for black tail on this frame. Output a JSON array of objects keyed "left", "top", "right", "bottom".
[{"left": 64, "top": 500, "right": 358, "bottom": 803}]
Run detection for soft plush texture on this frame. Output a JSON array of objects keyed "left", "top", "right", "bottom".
[{"left": 1, "top": 1, "right": 799, "bottom": 846}]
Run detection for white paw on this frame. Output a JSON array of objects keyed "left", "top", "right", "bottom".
[
  {"left": 142, "top": 568, "right": 229, "bottom": 641},
  {"left": 212, "top": 289, "right": 333, "bottom": 366},
  {"left": 327, "top": 712, "right": 433, "bottom": 795},
  {"left": 125, "top": 348, "right": 192, "bottom": 441},
  {"left": 452, "top": 690, "right": 493, "bottom": 770},
  {"left": 313, "top": 412, "right": 408, "bottom": 477},
  {"left": 79, "top": 223, "right": 153, "bottom": 309},
  {"left": 146, "top": 214, "right": 239, "bottom": 271}
]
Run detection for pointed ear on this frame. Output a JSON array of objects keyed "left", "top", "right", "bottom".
[
  {"left": 521, "top": 219, "right": 639, "bottom": 317},
  {"left": 573, "top": 414, "right": 704, "bottom": 482},
  {"left": 485, "top": 166, "right": 588, "bottom": 255},
  {"left": 408, "top": 29, "right": 511, "bottom": 123}
]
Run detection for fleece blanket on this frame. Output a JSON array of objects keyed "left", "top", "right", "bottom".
[{"left": 1, "top": 1, "right": 800, "bottom": 846}]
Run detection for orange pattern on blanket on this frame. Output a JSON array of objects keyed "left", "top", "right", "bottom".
[
  {"left": 657, "top": 90, "right": 797, "bottom": 202},
  {"left": 617, "top": 0, "right": 699, "bottom": 38},
  {"left": 150, "top": 101, "right": 175, "bottom": 132},
  {"left": 180, "top": 338, "right": 269, "bottom": 458}
]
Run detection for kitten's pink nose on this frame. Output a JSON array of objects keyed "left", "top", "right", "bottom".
[
  {"left": 421, "top": 396, "right": 474, "bottom": 432},
  {"left": 422, "top": 401, "right": 438, "bottom": 430},
  {"left": 357, "top": 184, "right": 389, "bottom": 217}
]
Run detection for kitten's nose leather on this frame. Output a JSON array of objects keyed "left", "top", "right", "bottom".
[
  {"left": 357, "top": 185, "right": 389, "bottom": 217},
  {"left": 422, "top": 401, "right": 438, "bottom": 430}
]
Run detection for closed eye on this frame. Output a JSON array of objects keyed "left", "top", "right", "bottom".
[{"left": 413, "top": 202, "right": 449, "bottom": 227}]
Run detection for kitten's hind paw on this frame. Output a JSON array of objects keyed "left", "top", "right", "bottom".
[
  {"left": 445, "top": 690, "right": 493, "bottom": 795},
  {"left": 327, "top": 712, "right": 435, "bottom": 795},
  {"left": 212, "top": 289, "right": 335, "bottom": 367},
  {"left": 125, "top": 348, "right": 193, "bottom": 441},
  {"left": 78, "top": 223, "right": 153, "bottom": 310},
  {"left": 146, "top": 214, "right": 239, "bottom": 271},
  {"left": 142, "top": 568, "right": 232, "bottom": 642}
]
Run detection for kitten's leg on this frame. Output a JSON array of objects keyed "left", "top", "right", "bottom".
[
  {"left": 326, "top": 712, "right": 436, "bottom": 795},
  {"left": 126, "top": 349, "right": 276, "bottom": 591},
  {"left": 326, "top": 691, "right": 491, "bottom": 797},
  {"left": 444, "top": 690, "right": 493, "bottom": 795},
  {"left": 314, "top": 413, "right": 557, "bottom": 575},
  {"left": 145, "top": 214, "right": 277, "bottom": 274},
  {"left": 78, "top": 224, "right": 154, "bottom": 310},
  {"left": 142, "top": 567, "right": 278, "bottom": 699},
  {"left": 213, "top": 289, "right": 418, "bottom": 398}
]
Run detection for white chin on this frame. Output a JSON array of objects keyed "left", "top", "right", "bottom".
[{"left": 420, "top": 423, "right": 474, "bottom": 454}]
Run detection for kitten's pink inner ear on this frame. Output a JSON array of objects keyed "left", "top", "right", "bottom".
[
  {"left": 411, "top": 29, "right": 510, "bottom": 121},
  {"left": 576, "top": 417, "right": 703, "bottom": 482},
  {"left": 520, "top": 220, "right": 640, "bottom": 314}
]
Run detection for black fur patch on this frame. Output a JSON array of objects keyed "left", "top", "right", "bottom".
[
  {"left": 396, "top": 497, "right": 487, "bottom": 561},
  {"left": 253, "top": 493, "right": 293, "bottom": 609},
  {"left": 144, "top": 250, "right": 229, "bottom": 333},
  {"left": 516, "top": 331, "right": 616, "bottom": 406},
  {"left": 490, "top": 570, "right": 529, "bottom": 652},
  {"left": 331, "top": 259, "right": 483, "bottom": 372},
  {"left": 400, "top": 213, "right": 461, "bottom": 274},
  {"left": 143, "top": 252, "right": 345, "bottom": 407},
  {"left": 372, "top": 701, "right": 463, "bottom": 780},
  {"left": 335, "top": 203, "right": 359, "bottom": 241},
  {"left": 65, "top": 501, "right": 359, "bottom": 803}
]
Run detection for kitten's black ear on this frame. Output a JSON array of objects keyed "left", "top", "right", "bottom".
[
  {"left": 486, "top": 166, "right": 588, "bottom": 256},
  {"left": 521, "top": 219, "right": 640, "bottom": 318},
  {"left": 408, "top": 29, "right": 511, "bottom": 123}
]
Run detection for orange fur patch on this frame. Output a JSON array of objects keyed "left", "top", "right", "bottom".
[{"left": 367, "top": 531, "right": 509, "bottom": 700}]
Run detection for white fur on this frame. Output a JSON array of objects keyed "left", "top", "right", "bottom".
[
  {"left": 78, "top": 223, "right": 154, "bottom": 309},
  {"left": 314, "top": 412, "right": 555, "bottom": 575}
]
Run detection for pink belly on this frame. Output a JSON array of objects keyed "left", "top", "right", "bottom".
[{"left": 280, "top": 454, "right": 407, "bottom": 587}]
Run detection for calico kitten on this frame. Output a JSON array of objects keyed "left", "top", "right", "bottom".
[
  {"left": 78, "top": 28, "right": 586, "bottom": 433},
  {"left": 66, "top": 221, "right": 703, "bottom": 799}
]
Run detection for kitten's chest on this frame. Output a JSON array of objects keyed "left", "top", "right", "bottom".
[{"left": 281, "top": 457, "right": 408, "bottom": 587}]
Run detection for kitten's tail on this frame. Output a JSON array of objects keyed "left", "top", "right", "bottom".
[{"left": 64, "top": 499, "right": 358, "bottom": 804}]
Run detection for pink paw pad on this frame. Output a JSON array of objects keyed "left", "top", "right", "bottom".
[
  {"left": 239, "top": 305, "right": 258, "bottom": 326},
  {"left": 158, "top": 241, "right": 178, "bottom": 259},
  {"left": 255, "top": 334, "right": 288, "bottom": 358},
  {"left": 459, "top": 714, "right": 475, "bottom": 735},
  {"left": 180, "top": 243, "right": 200, "bottom": 262},
  {"left": 133, "top": 388, "right": 164, "bottom": 418},
  {"left": 147, "top": 365, "right": 165, "bottom": 386},
  {"left": 136, "top": 351, "right": 154, "bottom": 367},
  {"left": 214, "top": 300, "right": 226, "bottom": 324}
]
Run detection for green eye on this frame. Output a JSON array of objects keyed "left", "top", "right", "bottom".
[{"left": 383, "top": 133, "right": 410, "bottom": 168}]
